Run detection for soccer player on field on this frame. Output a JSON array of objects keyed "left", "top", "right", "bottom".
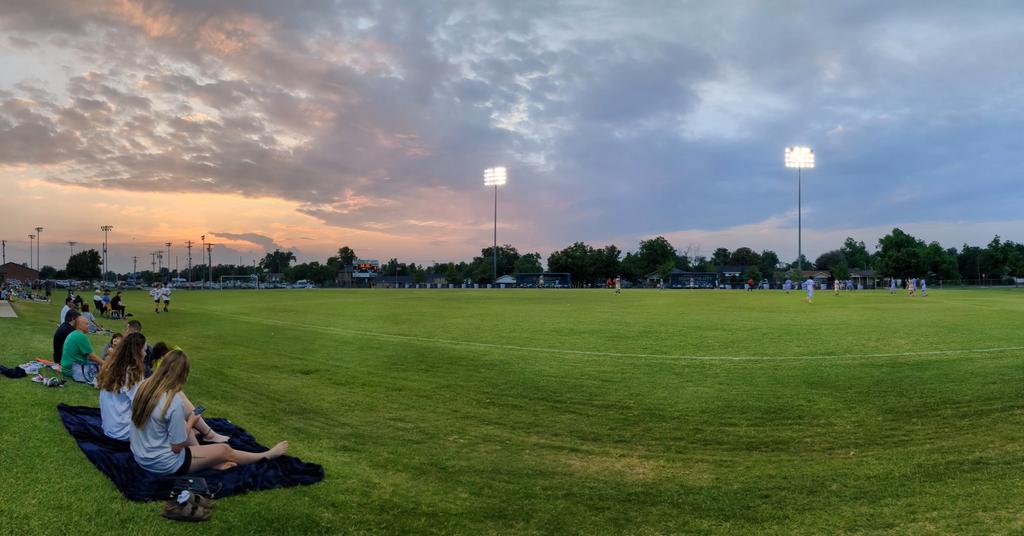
[
  {"left": 833, "top": 279, "right": 840, "bottom": 296},
  {"left": 150, "top": 283, "right": 163, "bottom": 314},
  {"left": 804, "top": 277, "right": 815, "bottom": 303},
  {"left": 614, "top": 275, "right": 622, "bottom": 295},
  {"left": 161, "top": 285, "right": 171, "bottom": 312},
  {"left": 920, "top": 278, "right": 927, "bottom": 297},
  {"left": 890, "top": 278, "right": 897, "bottom": 294}
]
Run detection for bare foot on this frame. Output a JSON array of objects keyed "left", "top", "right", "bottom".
[
  {"left": 204, "top": 431, "right": 230, "bottom": 443},
  {"left": 213, "top": 461, "right": 238, "bottom": 470},
  {"left": 265, "top": 441, "right": 289, "bottom": 459}
]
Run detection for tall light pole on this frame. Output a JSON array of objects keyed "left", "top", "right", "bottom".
[
  {"left": 28, "top": 234, "right": 35, "bottom": 270},
  {"left": 201, "top": 235, "right": 206, "bottom": 285},
  {"left": 206, "top": 243, "right": 217, "bottom": 286},
  {"left": 483, "top": 166, "right": 507, "bottom": 284},
  {"left": 100, "top": 225, "right": 113, "bottom": 283},
  {"left": 68, "top": 241, "right": 76, "bottom": 256},
  {"left": 784, "top": 147, "right": 815, "bottom": 275},
  {"left": 186, "top": 240, "right": 193, "bottom": 283},
  {"left": 1, "top": 239, "right": 6, "bottom": 264},
  {"left": 34, "top": 227, "right": 43, "bottom": 271}
]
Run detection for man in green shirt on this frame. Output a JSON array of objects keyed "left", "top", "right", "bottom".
[{"left": 62, "top": 315, "right": 103, "bottom": 385}]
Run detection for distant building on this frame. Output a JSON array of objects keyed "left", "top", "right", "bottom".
[
  {"left": 495, "top": 275, "right": 517, "bottom": 286},
  {"left": 849, "top": 269, "right": 878, "bottom": 289},
  {"left": 0, "top": 262, "right": 39, "bottom": 283},
  {"left": 799, "top": 270, "right": 832, "bottom": 287}
]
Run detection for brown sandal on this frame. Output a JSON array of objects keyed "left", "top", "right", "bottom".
[{"left": 162, "top": 497, "right": 211, "bottom": 522}]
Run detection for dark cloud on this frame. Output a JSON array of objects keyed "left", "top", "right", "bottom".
[
  {"left": 208, "top": 231, "right": 285, "bottom": 252},
  {"left": 2, "top": 1, "right": 1024, "bottom": 258}
]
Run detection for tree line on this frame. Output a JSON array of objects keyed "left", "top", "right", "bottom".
[{"left": 28, "top": 228, "right": 1024, "bottom": 286}]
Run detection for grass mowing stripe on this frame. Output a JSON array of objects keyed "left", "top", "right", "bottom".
[{"left": 201, "top": 308, "right": 1024, "bottom": 362}]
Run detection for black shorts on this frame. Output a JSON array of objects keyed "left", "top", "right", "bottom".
[{"left": 172, "top": 447, "right": 193, "bottom": 476}]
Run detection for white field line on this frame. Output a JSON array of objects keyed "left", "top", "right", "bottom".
[{"left": 209, "top": 310, "right": 1024, "bottom": 362}]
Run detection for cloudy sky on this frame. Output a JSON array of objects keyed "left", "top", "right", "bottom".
[{"left": 1, "top": 1, "right": 1023, "bottom": 271}]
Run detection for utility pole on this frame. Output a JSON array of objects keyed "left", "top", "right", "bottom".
[
  {"left": 100, "top": 225, "right": 113, "bottom": 283},
  {"left": 68, "top": 241, "right": 76, "bottom": 256},
  {"left": 165, "top": 242, "right": 172, "bottom": 278},
  {"left": 206, "top": 243, "right": 217, "bottom": 287},
  {"left": 132, "top": 256, "right": 138, "bottom": 279},
  {"left": 34, "top": 227, "right": 43, "bottom": 271},
  {"left": 28, "top": 234, "right": 35, "bottom": 270},
  {"left": 201, "top": 235, "right": 206, "bottom": 285},
  {"left": 150, "top": 251, "right": 157, "bottom": 273},
  {"left": 185, "top": 240, "right": 193, "bottom": 283},
  {"left": 1, "top": 239, "right": 6, "bottom": 264}
]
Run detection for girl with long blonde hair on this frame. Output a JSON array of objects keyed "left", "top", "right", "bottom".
[{"left": 130, "top": 350, "right": 289, "bottom": 475}]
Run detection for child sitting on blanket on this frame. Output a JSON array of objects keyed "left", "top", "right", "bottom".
[
  {"left": 98, "top": 336, "right": 229, "bottom": 444},
  {"left": 129, "top": 350, "right": 289, "bottom": 476}
]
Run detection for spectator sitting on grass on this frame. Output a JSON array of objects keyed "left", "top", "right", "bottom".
[
  {"left": 101, "top": 290, "right": 112, "bottom": 315},
  {"left": 80, "top": 304, "right": 106, "bottom": 334},
  {"left": 61, "top": 314, "right": 104, "bottom": 385},
  {"left": 130, "top": 350, "right": 284, "bottom": 476},
  {"left": 93, "top": 289, "right": 104, "bottom": 316},
  {"left": 109, "top": 291, "right": 128, "bottom": 318},
  {"left": 150, "top": 342, "right": 170, "bottom": 373},
  {"left": 125, "top": 320, "right": 154, "bottom": 375},
  {"left": 102, "top": 333, "right": 123, "bottom": 360},
  {"left": 53, "top": 309, "right": 80, "bottom": 364},
  {"left": 100, "top": 335, "right": 228, "bottom": 443},
  {"left": 59, "top": 296, "right": 75, "bottom": 325}
]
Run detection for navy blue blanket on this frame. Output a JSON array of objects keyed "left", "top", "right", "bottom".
[{"left": 57, "top": 404, "right": 324, "bottom": 501}]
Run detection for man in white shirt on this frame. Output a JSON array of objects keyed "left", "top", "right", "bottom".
[
  {"left": 150, "top": 283, "right": 163, "bottom": 314},
  {"left": 160, "top": 285, "right": 172, "bottom": 312},
  {"left": 59, "top": 296, "right": 74, "bottom": 324}
]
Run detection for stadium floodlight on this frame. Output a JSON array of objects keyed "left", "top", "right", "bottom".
[
  {"left": 483, "top": 166, "right": 507, "bottom": 284},
  {"left": 101, "top": 225, "right": 113, "bottom": 283},
  {"left": 784, "top": 147, "right": 814, "bottom": 275},
  {"left": 34, "top": 227, "right": 43, "bottom": 271}
]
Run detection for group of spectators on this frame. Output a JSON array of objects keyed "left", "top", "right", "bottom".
[
  {"left": 51, "top": 304, "right": 290, "bottom": 478},
  {"left": 1, "top": 282, "right": 51, "bottom": 302}
]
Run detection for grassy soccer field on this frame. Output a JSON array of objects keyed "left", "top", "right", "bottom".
[{"left": 1, "top": 288, "right": 1022, "bottom": 535}]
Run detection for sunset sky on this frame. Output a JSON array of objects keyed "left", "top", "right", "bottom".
[{"left": 1, "top": 1, "right": 1023, "bottom": 272}]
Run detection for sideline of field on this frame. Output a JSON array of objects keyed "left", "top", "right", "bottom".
[{"left": 204, "top": 308, "right": 1024, "bottom": 363}]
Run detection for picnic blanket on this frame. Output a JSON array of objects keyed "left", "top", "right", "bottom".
[{"left": 57, "top": 404, "right": 324, "bottom": 501}]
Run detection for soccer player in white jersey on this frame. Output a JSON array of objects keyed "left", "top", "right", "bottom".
[
  {"left": 804, "top": 277, "right": 815, "bottom": 303},
  {"left": 150, "top": 283, "right": 163, "bottom": 314},
  {"left": 920, "top": 278, "right": 927, "bottom": 297},
  {"left": 890, "top": 278, "right": 897, "bottom": 294},
  {"left": 160, "top": 285, "right": 172, "bottom": 312}
]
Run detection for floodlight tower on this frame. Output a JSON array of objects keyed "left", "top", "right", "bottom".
[
  {"left": 34, "top": 227, "right": 43, "bottom": 271},
  {"left": 483, "top": 166, "right": 507, "bottom": 284},
  {"left": 68, "top": 241, "right": 77, "bottom": 256},
  {"left": 101, "top": 225, "right": 113, "bottom": 282},
  {"left": 784, "top": 147, "right": 815, "bottom": 274},
  {"left": 28, "top": 234, "right": 35, "bottom": 270}
]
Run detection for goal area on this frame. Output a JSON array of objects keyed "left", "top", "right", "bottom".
[
  {"left": 515, "top": 272, "right": 572, "bottom": 288},
  {"left": 669, "top": 271, "right": 718, "bottom": 289}
]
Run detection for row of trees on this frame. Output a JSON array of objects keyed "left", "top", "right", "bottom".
[{"left": 24, "top": 229, "right": 1024, "bottom": 287}]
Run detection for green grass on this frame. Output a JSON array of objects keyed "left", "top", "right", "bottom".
[{"left": 1, "top": 288, "right": 1023, "bottom": 535}]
